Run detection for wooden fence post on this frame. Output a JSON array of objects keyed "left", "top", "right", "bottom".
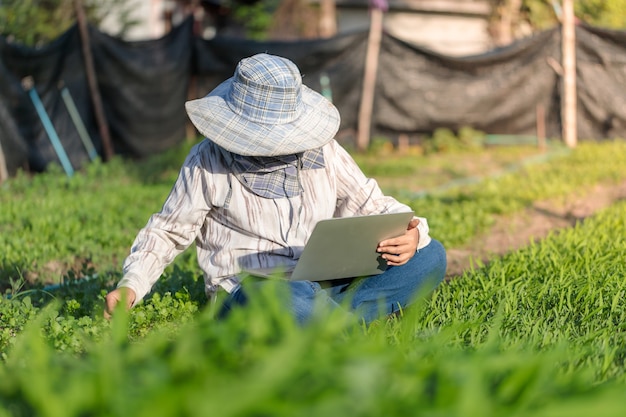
[
  {"left": 536, "top": 104, "right": 546, "bottom": 150},
  {"left": 356, "top": 6, "right": 384, "bottom": 152},
  {"left": 0, "top": 140, "right": 8, "bottom": 183},
  {"left": 74, "top": 0, "right": 114, "bottom": 161},
  {"left": 319, "top": 0, "right": 337, "bottom": 38},
  {"left": 562, "top": 0, "right": 577, "bottom": 148}
]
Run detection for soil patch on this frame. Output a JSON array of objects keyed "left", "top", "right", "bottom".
[{"left": 445, "top": 180, "right": 626, "bottom": 278}]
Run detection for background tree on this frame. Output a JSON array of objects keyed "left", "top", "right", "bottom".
[
  {"left": 575, "top": 0, "right": 626, "bottom": 28},
  {"left": 0, "top": 0, "right": 138, "bottom": 47},
  {"left": 224, "top": 0, "right": 321, "bottom": 40},
  {"left": 223, "top": 0, "right": 276, "bottom": 40},
  {"left": 489, "top": 0, "right": 556, "bottom": 46},
  {"left": 268, "top": 0, "right": 321, "bottom": 39},
  {"left": 489, "top": 0, "right": 626, "bottom": 47},
  {"left": 3, "top": 0, "right": 625, "bottom": 50}
]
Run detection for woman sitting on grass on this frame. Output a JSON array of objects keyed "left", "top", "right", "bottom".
[{"left": 105, "top": 53, "right": 447, "bottom": 324}]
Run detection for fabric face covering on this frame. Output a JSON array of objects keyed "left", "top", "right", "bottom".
[{"left": 222, "top": 147, "right": 325, "bottom": 199}]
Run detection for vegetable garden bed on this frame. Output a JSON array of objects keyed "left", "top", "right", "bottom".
[{"left": 1, "top": 139, "right": 626, "bottom": 416}]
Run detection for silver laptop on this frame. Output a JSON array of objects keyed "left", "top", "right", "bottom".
[{"left": 244, "top": 211, "right": 414, "bottom": 281}]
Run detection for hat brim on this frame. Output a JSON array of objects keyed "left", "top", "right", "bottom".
[{"left": 185, "top": 78, "right": 340, "bottom": 157}]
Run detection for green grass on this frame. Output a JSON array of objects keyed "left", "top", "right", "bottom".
[
  {"left": 0, "top": 143, "right": 198, "bottom": 289},
  {"left": 404, "top": 140, "right": 626, "bottom": 247},
  {"left": 1, "top": 201, "right": 625, "bottom": 416},
  {"left": 3, "top": 140, "right": 626, "bottom": 287},
  {"left": 352, "top": 141, "right": 563, "bottom": 193},
  {"left": 2, "top": 139, "right": 626, "bottom": 416}
]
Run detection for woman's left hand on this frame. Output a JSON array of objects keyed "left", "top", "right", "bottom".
[{"left": 377, "top": 217, "right": 420, "bottom": 266}]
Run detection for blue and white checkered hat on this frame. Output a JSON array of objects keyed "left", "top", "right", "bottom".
[{"left": 185, "top": 53, "right": 341, "bottom": 157}]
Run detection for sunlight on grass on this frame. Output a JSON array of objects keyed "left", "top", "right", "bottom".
[{"left": 2, "top": 140, "right": 626, "bottom": 416}]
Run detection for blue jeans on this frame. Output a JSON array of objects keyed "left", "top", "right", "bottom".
[{"left": 218, "top": 239, "right": 447, "bottom": 324}]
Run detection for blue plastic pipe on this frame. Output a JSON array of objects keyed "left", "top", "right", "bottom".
[
  {"left": 320, "top": 73, "right": 333, "bottom": 102},
  {"left": 27, "top": 87, "right": 74, "bottom": 177}
]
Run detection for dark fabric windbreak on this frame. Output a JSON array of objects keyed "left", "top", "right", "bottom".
[
  {"left": 0, "top": 95, "right": 28, "bottom": 176},
  {"left": 91, "top": 18, "right": 194, "bottom": 157},
  {"left": 0, "top": 25, "right": 97, "bottom": 173},
  {"left": 192, "top": 30, "right": 368, "bottom": 132},
  {"left": 1, "top": 18, "right": 626, "bottom": 177},
  {"left": 375, "top": 28, "right": 563, "bottom": 139},
  {"left": 575, "top": 25, "right": 626, "bottom": 140}
]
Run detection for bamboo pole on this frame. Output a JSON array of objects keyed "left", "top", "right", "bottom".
[
  {"left": 0, "top": 140, "right": 8, "bottom": 183},
  {"left": 536, "top": 104, "right": 546, "bottom": 151},
  {"left": 319, "top": 0, "right": 337, "bottom": 38},
  {"left": 356, "top": 7, "right": 383, "bottom": 152},
  {"left": 186, "top": 0, "right": 201, "bottom": 142},
  {"left": 561, "top": 0, "right": 577, "bottom": 148},
  {"left": 74, "top": 0, "right": 114, "bottom": 160}
]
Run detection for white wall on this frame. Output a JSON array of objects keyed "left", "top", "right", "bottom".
[
  {"left": 99, "top": 0, "right": 170, "bottom": 41},
  {"left": 334, "top": 0, "right": 493, "bottom": 57},
  {"left": 385, "top": 13, "right": 492, "bottom": 56}
]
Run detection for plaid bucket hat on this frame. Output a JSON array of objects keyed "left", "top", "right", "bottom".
[{"left": 185, "top": 53, "right": 341, "bottom": 157}]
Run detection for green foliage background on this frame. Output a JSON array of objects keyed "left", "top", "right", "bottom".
[
  {"left": 2, "top": 0, "right": 626, "bottom": 48},
  {"left": 502, "top": 0, "right": 626, "bottom": 30},
  {"left": 0, "top": 0, "right": 138, "bottom": 46},
  {"left": 575, "top": 0, "right": 626, "bottom": 28}
]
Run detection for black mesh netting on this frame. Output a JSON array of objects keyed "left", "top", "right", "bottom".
[{"left": 1, "top": 18, "right": 625, "bottom": 177}]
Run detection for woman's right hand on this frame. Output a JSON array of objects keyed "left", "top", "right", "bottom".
[{"left": 104, "top": 287, "right": 136, "bottom": 320}]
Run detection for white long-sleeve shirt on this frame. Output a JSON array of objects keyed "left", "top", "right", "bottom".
[{"left": 118, "top": 139, "right": 431, "bottom": 304}]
